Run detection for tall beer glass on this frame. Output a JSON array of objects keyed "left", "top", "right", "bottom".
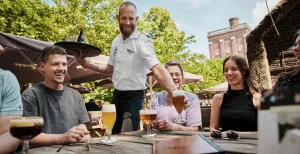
[
  {"left": 101, "top": 104, "right": 117, "bottom": 143},
  {"left": 10, "top": 117, "right": 44, "bottom": 154},
  {"left": 140, "top": 109, "right": 157, "bottom": 138},
  {"left": 172, "top": 90, "right": 187, "bottom": 125}
]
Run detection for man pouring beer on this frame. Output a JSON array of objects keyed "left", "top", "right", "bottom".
[{"left": 73, "top": 1, "right": 177, "bottom": 134}]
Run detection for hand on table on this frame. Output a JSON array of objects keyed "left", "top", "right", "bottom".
[
  {"left": 59, "top": 126, "right": 90, "bottom": 144},
  {"left": 156, "top": 120, "right": 180, "bottom": 131}
]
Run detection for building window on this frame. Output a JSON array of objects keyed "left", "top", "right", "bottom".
[
  {"left": 226, "top": 47, "right": 231, "bottom": 54},
  {"left": 238, "top": 44, "right": 243, "bottom": 52},
  {"left": 215, "top": 49, "right": 219, "bottom": 56}
]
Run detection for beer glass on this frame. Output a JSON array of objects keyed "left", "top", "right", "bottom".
[
  {"left": 10, "top": 117, "right": 44, "bottom": 154},
  {"left": 140, "top": 109, "right": 157, "bottom": 138},
  {"left": 172, "top": 90, "right": 187, "bottom": 125},
  {"left": 101, "top": 104, "right": 117, "bottom": 143}
]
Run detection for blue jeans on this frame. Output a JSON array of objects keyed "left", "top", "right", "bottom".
[{"left": 111, "top": 89, "right": 144, "bottom": 134}]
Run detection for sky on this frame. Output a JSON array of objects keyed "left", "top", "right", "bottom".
[
  {"left": 44, "top": 0, "right": 281, "bottom": 58},
  {"left": 130, "top": 0, "right": 281, "bottom": 58}
]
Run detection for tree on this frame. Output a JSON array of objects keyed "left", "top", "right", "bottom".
[
  {"left": 138, "top": 7, "right": 224, "bottom": 94},
  {"left": 0, "top": 0, "right": 123, "bottom": 102},
  {"left": 178, "top": 52, "right": 225, "bottom": 93},
  {"left": 0, "top": 1, "right": 224, "bottom": 102},
  {"left": 137, "top": 6, "right": 195, "bottom": 64}
]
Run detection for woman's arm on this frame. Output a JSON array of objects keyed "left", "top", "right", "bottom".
[
  {"left": 156, "top": 120, "right": 198, "bottom": 131},
  {"left": 209, "top": 94, "right": 223, "bottom": 132},
  {"left": 253, "top": 93, "right": 262, "bottom": 111}
]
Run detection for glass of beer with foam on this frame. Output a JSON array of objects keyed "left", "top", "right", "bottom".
[
  {"left": 172, "top": 90, "right": 187, "bottom": 125},
  {"left": 140, "top": 109, "right": 157, "bottom": 138},
  {"left": 10, "top": 117, "right": 44, "bottom": 154},
  {"left": 101, "top": 104, "right": 117, "bottom": 143}
]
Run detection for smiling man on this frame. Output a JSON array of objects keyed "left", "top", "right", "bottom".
[
  {"left": 73, "top": 1, "right": 177, "bottom": 134},
  {"left": 22, "top": 46, "right": 90, "bottom": 146}
]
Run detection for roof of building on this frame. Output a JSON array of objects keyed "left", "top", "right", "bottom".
[{"left": 246, "top": 0, "right": 300, "bottom": 64}]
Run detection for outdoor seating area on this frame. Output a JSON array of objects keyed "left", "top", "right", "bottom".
[{"left": 1, "top": 0, "right": 300, "bottom": 154}]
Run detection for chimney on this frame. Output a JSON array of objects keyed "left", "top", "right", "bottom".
[{"left": 229, "top": 17, "right": 239, "bottom": 29}]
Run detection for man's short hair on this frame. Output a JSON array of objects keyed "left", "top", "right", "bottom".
[
  {"left": 119, "top": 1, "right": 137, "bottom": 15},
  {"left": 41, "top": 46, "right": 67, "bottom": 63}
]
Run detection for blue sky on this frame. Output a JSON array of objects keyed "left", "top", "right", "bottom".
[
  {"left": 44, "top": 0, "right": 280, "bottom": 58},
  {"left": 130, "top": 0, "right": 281, "bottom": 57}
]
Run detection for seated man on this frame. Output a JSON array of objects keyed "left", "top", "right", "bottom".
[
  {"left": 0, "top": 44, "right": 23, "bottom": 153},
  {"left": 22, "top": 46, "right": 90, "bottom": 146},
  {"left": 150, "top": 60, "right": 202, "bottom": 131}
]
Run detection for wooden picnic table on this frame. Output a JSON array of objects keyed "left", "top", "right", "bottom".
[{"left": 30, "top": 131, "right": 257, "bottom": 154}]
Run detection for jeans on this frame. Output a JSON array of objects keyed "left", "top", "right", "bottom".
[{"left": 111, "top": 89, "right": 144, "bottom": 134}]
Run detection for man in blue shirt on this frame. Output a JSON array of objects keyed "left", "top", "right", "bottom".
[{"left": 0, "top": 44, "right": 23, "bottom": 153}]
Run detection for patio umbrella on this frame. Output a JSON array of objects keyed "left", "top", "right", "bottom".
[{"left": 0, "top": 32, "right": 110, "bottom": 84}]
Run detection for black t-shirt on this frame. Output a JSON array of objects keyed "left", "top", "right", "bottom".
[
  {"left": 22, "top": 83, "right": 90, "bottom": 134},
  {"left": 220, "top": 89, "right": 257, "bottom": 131}
]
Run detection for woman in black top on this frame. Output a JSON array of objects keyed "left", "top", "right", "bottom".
[
  {"left": 275, "top": 29, "right": 300, "bottom": 87},
  {"left": 210, "top": 55, "right": 261, "bottom": 132}
]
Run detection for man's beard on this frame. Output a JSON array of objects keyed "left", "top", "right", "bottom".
[{"left": 120, "top": 24, "right": 135, "bottom": 38}]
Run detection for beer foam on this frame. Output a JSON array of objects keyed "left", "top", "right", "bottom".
[
  {"left": 172, "top": 90, "right": 185, "bottom": 97},
  {"left": 102, "top": 104, "right": 116, "bottom": 112},
  {"left": 10, "top": 117, "right": 44, "bottom": 127},
  {"left": 140, "top": 110, "right": 157, "bottom": 115}
]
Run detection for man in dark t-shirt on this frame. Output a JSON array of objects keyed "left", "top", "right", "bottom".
[{"left": 22, "top": 46, "right": 90, "bottom": 146}]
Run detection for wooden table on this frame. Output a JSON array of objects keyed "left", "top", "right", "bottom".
[{"left": 30, "top": 131, "right": 257, "bottom": 154}]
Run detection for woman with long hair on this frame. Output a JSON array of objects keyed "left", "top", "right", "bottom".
[{"left": 210, "top": 55, "right": 261, "bottom": 132}]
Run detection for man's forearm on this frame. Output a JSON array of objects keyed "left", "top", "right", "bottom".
[
  {"left": 152, "top": 64, "right": 177, "bottom": 93},
  {"left": 177, "top": 126, "right": 198, "bottom": 131},
  {"left": 30, "top": 124, "right": 90, "bottom": 147},
  {"left": 29, "top": 133, "right": 63, "bottom": 146},
  {"left": 82, "top": 62, "right": 113, "bottom": 75},
  {"left": 0, "top": 132, "right": 21, "bottom": 153}
]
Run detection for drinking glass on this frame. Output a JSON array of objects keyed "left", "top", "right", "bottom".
[
  {"left": 172, "top": 90, "right": 187, "bottom": 125},
  {"left": 140, "top": 109, "right": 157, "bottom": 138},
  {"left": 101, "top": 104, "right": 117, "bottom": 143},
  {"left": 10, "top": 117, "right": 44, "bottom": 154}
]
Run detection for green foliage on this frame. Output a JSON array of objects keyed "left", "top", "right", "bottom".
[
  {"left": 0, "top": 0, "right": 225, "bottom": 102},
  {"left": 137, "top": 6, "right": 195, "bottom": 63},
  {"left": 81, "top": 82, "right": 114, "bottom": 103},
  {"left": 137, "top": 7, "right": 225, "bottom": 94}
]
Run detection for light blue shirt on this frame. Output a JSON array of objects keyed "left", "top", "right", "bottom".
[{"left": 0, "top": 69, "right": 23, "bottom": 116}]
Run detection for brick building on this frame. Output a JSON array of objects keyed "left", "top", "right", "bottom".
[{"left": 207, "top": 17, "right": 251, "bottom": 60}]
